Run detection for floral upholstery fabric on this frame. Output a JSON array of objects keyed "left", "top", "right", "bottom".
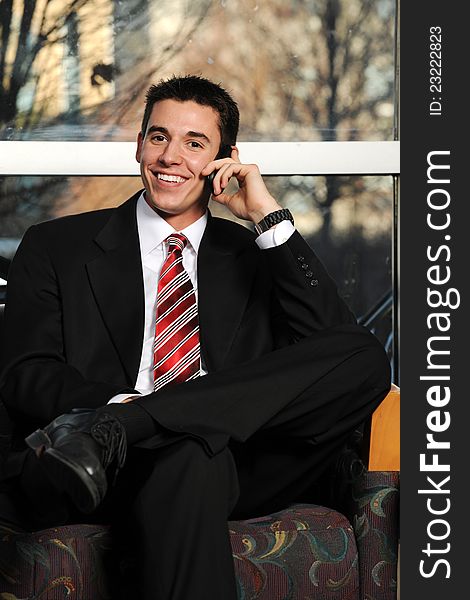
[
  {"left": 0, "top": 523, "right": 112, "bottom": 600},
  {"left": 0, "top": 468, "right": 399, "bottom": 600},
  {"left": 0, "top": 505, "right": 357, "bottom": 600},
  {"left": 347, "top": 471, "right": 399, "bottom": 600},
  {"left": 230, "top": 505, "right": 358, "bottom": 600}
]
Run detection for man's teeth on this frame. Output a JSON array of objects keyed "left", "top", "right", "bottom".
[{"left": 157, "top": 173, "right": 186, "bottom": 183}]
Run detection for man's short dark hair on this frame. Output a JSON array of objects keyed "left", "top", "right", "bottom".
[{"left": 141, "top": 75, "right": 240, "bottom": 148}]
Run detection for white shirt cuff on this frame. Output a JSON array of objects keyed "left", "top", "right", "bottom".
[
  {"left": 255, "top": 220, "right": 296, "bottom": 249},
  {"left": 108, "top": 392, "right": 142, "bottom": 404}
]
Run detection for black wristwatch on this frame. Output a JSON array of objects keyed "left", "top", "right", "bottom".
[{"left": 254, "top": 209, "right": 294, "bottom": 235}]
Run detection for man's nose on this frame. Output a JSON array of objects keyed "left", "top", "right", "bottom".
[{"left": 158, "top": 141, "right": 183, "bottom": 165}]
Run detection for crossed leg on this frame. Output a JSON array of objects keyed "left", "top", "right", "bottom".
[
  {"left": 15, "top": 324, "right": 390, "bottom": 599},
  {"left": 105, "top": 323, "right": 390, "bottom": 598}
]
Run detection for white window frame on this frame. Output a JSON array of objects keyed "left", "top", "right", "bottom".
[{"left": 0, "top": 141, "right": 399, "bottom": 176}]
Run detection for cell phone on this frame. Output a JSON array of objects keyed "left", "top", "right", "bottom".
[{"left": 206, "top": 144, "right": 232, "bottom": 185}]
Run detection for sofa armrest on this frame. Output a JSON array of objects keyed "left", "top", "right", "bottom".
[
  {"left": 368, "top": 384, "right": 400, "bottom": 471},
  {"left": 321, "top": 386, "right": 400, "bottom": 599},
  {"left": 320, "top": 456, "right": 399, "bottom": 599},
  {"left": 348, "top": 469, "right": 399, "bottom": 599},
  {"left": 323, "top": 445, "right": 399, "bottom": 599}
]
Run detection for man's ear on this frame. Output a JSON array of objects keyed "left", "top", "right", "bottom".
[{"left": 136, "top": 131, "right": 143, "bottom": 163}]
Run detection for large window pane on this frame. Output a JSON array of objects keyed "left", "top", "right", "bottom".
[{"left": 1, "top": 0, "right": 396, "bottom": 142}]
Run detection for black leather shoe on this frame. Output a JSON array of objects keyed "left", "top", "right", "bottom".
[{"left": 25, "top": 409, "right": 126, "bottom": 514}]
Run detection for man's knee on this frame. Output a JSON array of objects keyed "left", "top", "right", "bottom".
[
  {"left": 322, "top": 327, "right": 392, "bottom": 432},
  {"left": 329, "top": 324, "right": 391, "bottom": 392}
]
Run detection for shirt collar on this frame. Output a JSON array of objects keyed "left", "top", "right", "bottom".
[{"left": 136, "top": 192, "right": 208, "bottom": 256}]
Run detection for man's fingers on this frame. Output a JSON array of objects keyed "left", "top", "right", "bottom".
[
  {"left": 203, "top": 155, "right": 257, "bottom": 196},
  {"left": 213, "top": 162, "right": 251, "bottom": 196},
  {"left": 206, "top": 162, "right": 228, "bottom": 195},
  {"left": 213, "top": 162, "right": 239, "bottom": 194},
  {"left": 210, "top": 191, "right": 232, "bottom": 205},
  {"left": 202, "top": 149, "right": 240, "bottom": 179}
]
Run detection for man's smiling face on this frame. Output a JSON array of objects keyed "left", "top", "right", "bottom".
[{"left": 136, "top": 99, "right": 222, "bottom": 229}]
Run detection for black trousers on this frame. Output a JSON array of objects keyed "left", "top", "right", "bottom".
[{"left": 18, "top": 324, "right": 391, "bottom": 600}]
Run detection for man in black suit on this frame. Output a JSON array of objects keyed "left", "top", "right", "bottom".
[{"left": 0, "top": 75, "right": 390, "bottom": 599}]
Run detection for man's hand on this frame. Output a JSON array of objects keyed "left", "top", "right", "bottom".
[
  {"left": 201, "top": 147, "right": 282, "bottom": 225},
  {"left": 121, "top": 396, "right": 139, "bottom": 403}
]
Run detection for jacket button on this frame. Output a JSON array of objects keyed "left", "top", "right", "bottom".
[
  {"left": 297, "top": 255, "right": 305, "bottom": 262},
  {"left": 310, "top": 279, "right": 319, "bottom": 286},
  {"left": 301, "top": 263, "right": 309, "bottom": 270},
  {"left": 305, "top": 271, "right": 313, "bottom": 278}
]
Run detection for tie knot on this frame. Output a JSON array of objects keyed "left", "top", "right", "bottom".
[{"left": 165, "top": 233, "right": 187, "bottom": 254}]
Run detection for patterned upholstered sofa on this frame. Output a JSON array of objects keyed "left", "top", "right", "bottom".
[
  {"left": 0, "top": 302, "right": 399, "bottom": 600},
  {"left": 0, "top": 429, "right": 399, "bottom": 599},
  {"left": 0, "top": 472, "right": 399, "bottom": 600}
]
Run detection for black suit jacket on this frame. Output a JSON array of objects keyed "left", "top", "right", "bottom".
[{"left": 0, "top": 192, "right": 354, "bottom": 461}]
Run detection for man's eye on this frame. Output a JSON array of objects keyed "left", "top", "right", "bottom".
[
  {"left": 151, "top": 135, "right": 166, "bottom": 142},
  {"left": 189, "top": 141, "right": 203, "bottom": 149}
]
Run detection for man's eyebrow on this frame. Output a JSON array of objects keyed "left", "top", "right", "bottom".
[
  {"left": 146, "top": 125, "right": 211, "bottom": 143},
  {"left": 147, "top": 126, "right": 169, "bottom": 135},
  {"left": 186, "top": 130, "right": 211, "bottom": 143}
]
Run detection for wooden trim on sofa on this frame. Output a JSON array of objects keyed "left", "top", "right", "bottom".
[{"left": 368, "top": 384, "right": 400, "bottom": 471}]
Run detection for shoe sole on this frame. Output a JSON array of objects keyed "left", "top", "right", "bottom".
[{"left": 40, "top": 447, "right": 103, "bottom": 514}]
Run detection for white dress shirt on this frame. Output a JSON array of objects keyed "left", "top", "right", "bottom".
[{"left": 109, "top": 192, "right": 295, "bottom": 403}]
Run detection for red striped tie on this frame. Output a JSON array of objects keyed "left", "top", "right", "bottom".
[{"left": 153, "top": 233, "right": 200, "bottom": 391}]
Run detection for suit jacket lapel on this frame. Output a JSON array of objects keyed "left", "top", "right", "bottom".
[
  {"left": 86, "top": 193, "right": 144, "bottom": 386},
  {"left": 198, "top": 214, "right": 257, "bottom": 372}
]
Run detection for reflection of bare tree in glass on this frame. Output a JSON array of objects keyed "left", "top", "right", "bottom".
[
  {"left": 1, "top": 1, "right": 84, "bottom": 242},
  {"left": 306, "top": 0, "right": 394, "bottom": 251},
  {"left": 0, "top": 0, "right": 212, "bottom": 241},
  {"left": 1, "top": 0, "right": 88, "bottom": 133},
  {"left": 108, "top": 0, "right": 213, "bottom": 138},
  {"left": 0, "top": 0, "right": 212, "bottom": 137}
]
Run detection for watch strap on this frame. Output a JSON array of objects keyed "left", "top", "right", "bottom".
[{"left": 255, "top": 208, "right": 294, "bottom": 235}]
